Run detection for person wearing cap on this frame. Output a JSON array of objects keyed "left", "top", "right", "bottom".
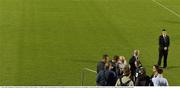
[{"left": 158, "top": 29, "right": 170, "bottom": 68}]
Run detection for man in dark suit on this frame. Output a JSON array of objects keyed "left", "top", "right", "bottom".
[{"left": 158, "top": 29, "right": 170, "bottom": 68}]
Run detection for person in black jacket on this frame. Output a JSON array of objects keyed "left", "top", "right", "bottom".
[
  {"left": 107, "top": 63, "right": 117, "bottom": 86},
  {"left": 158, "top": 29, "right": 170, "bottom": 68},
  {"left": 109, "top": 55, "right": 119, "bottom": 73},
  {"left": 97, "top": 54, "right": 109, "bottom": 73},
  {"left": 96, "top": 63, "right": 108, "bottom": 86},
  {"left": 134, "top": 60, "right": 143, "bottom": 81},
  {"left": 96, "top": 63, "right": 117, "bottom": 86},
  {"left": 135, "top": 67, "right": 152, "bottom": 86},
  {"left": 129, "top": 50, "right": 140, "bottom": 78}
]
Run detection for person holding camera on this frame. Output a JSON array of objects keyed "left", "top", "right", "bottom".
[{"left": 135, "top": 67, "right": 152, "bottom": 86}]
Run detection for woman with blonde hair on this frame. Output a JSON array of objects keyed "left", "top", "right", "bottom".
[
  {"left": 119, "top": 56, "right": 127, "bottom": 65},
  {"left": 115, "top": 65, "right": 134, "bottom": 86},
  {"left": 116, "top": 56, "right": 127, "bottom": 77}
]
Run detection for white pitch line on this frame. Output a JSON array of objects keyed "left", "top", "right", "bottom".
[
  {"left": 84, "top": 68, "right": 97, "bottom": 73},
  {"left": 152, "top": 0, "right": 180, "bottom": 18}
]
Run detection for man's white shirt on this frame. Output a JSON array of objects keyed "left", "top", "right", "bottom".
[{"left": 152, "top": 74, "right": 169, "bottom": 86}]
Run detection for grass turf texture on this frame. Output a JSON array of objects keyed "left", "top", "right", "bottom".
[{"left": 0, "top": 0, "right": 180, "bottom": 86}]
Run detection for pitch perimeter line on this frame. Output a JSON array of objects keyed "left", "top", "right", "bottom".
[
  {"left": 152, "top": 0, "right": 180, "bottom": 18},
  {"left": 84, "top": 68, "right": 97, "bottom": 73}
]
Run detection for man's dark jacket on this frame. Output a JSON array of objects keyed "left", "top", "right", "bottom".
[{"left": 159, "top": 35, "right": 170, "bottom": 50}]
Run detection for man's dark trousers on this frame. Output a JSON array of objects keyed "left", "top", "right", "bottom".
[
  {"left": 158, "top": 48, "right": 168, "bottom": 68},
  {"left": 158, "top": 35, "right": 170, "bottom": 68}
]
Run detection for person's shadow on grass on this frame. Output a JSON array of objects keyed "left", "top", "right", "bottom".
[{"left": 167, "top": 65, "right": 180, "bottom": 69}]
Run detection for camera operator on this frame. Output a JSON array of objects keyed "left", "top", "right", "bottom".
[{"left": 135, "top": 67, "right": 152, "bottom": 86}]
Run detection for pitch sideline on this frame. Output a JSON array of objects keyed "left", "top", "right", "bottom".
[
  {"left": 152, "top": 0, "right": 180, "bottom": 18},
  {"left": 84, "top": 68, "right": 97, "bottom": 73}
]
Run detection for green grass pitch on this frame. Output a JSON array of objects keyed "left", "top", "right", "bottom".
[{"left": 0, "top": 0, "right": 180, "bottom": 86}]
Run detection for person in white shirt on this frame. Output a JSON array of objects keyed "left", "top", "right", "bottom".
[{"left": 152, "top": 68, "right": 169, "bottom": 86}]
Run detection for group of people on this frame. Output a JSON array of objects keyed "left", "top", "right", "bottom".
[
  {"left": 96, "top": 29, "right": 170, "bottom": 86},
  {"left": 96, "top": 51, "right": 168, "bottom": 86}
]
